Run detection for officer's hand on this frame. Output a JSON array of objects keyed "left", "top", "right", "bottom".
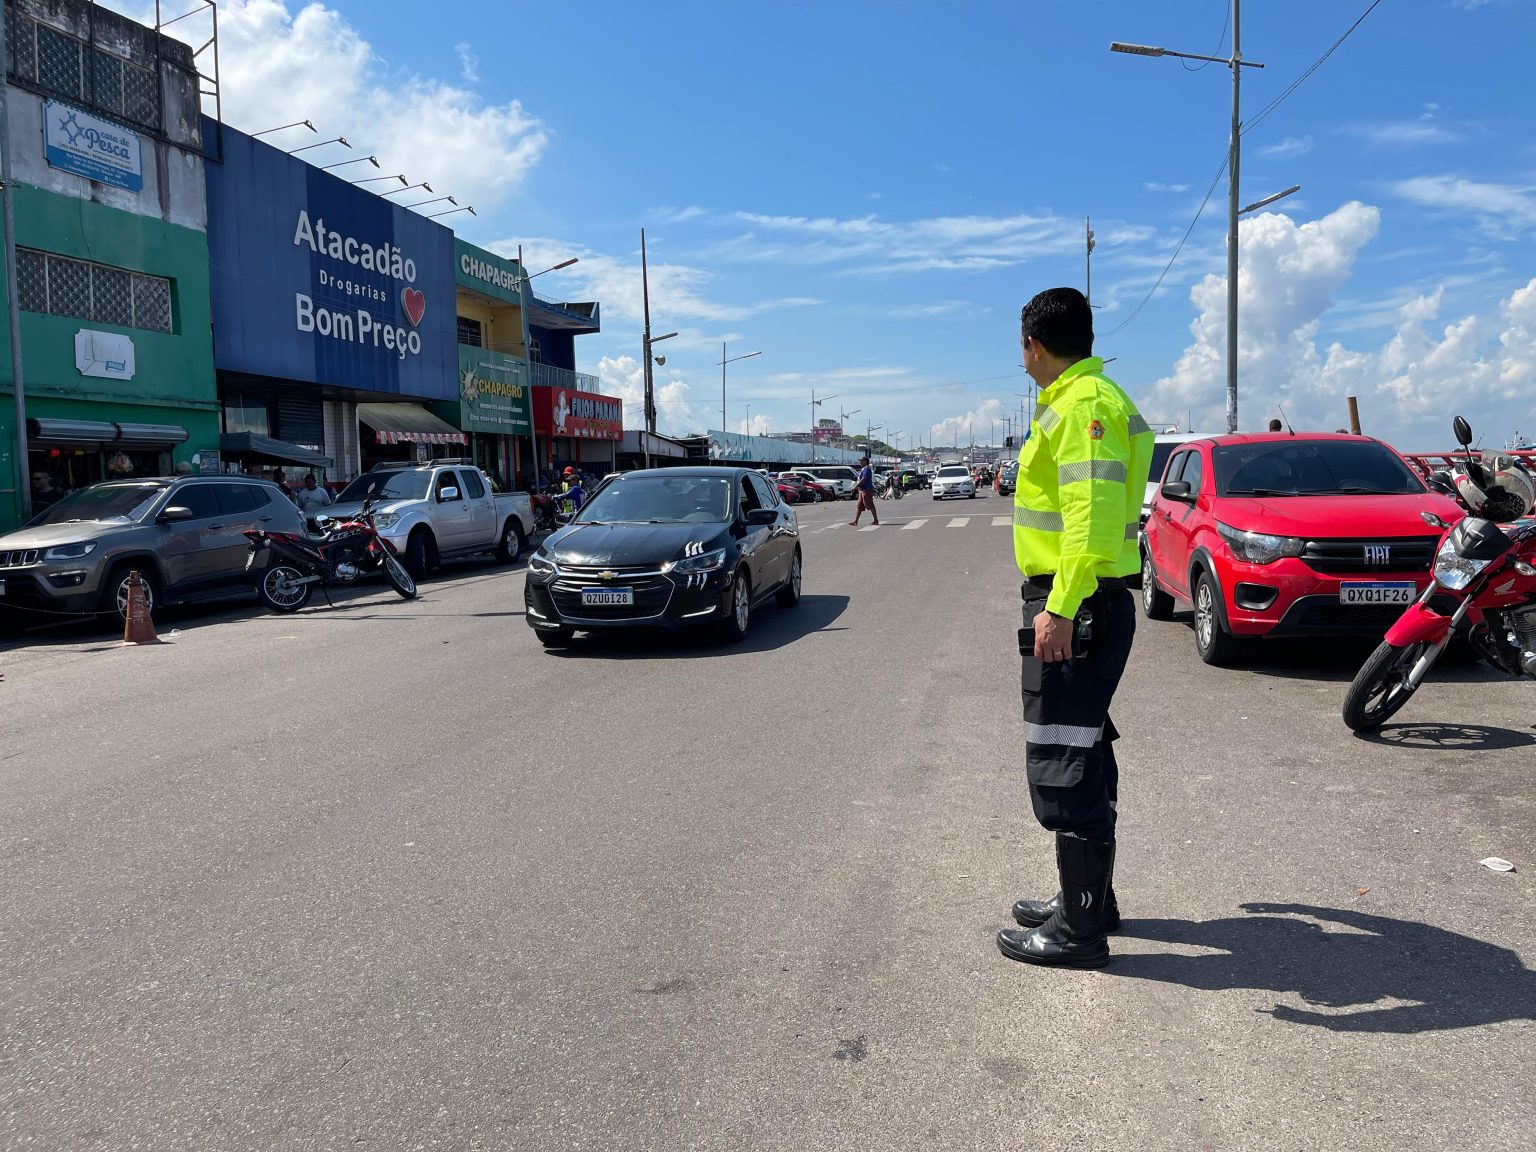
[{"left": 1033, "top": 610, "right": 1074, "bottom": 662}]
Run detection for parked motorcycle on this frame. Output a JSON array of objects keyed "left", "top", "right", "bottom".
[
  {"left": 1342, "top": 417, "right": 1536, "bottom": 732},
  {"left": 244, "top": 501, "right": 417, "bottom": 613},
  {"left": 530, "top": 486, "right": 559, "bottom": 533}
]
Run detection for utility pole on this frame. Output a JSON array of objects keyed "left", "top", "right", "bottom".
[
  {"left": 641, "top": 229, "right": 654, "bottom": 470},
  {"left": 1085, "top": 216, "right": 1095, "bottom": 307},
  {"left": 1112, "top": 0, "right": 1263, "bottom": 434},
  {"left": 2, "top": 14, "right": 30, "bottom": 524}
]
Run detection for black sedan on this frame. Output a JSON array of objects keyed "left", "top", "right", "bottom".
[{"left": 524, "top": 467, "right": 802, "bottom": 646}]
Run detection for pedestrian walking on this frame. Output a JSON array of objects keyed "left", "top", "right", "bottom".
[
  {"left": 849, "top": 455, "right": 879, "bottom": 526},
  {"left": 996, "top": 287, "right": 1153, "bottom": 970}
]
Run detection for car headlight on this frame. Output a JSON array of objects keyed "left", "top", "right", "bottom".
[
  {"left": 1216, "top": 521, "right": 1305, "bottom": 565},
  {"left": 528, "top": 553, "right": 557, "bottom": 576},
  {"left": 663, "top": 547, "right": 727, "bottom": 574},
  {"left": 43, "top": 541, "right": 97, "bottom": 560},
  {"left": 1433, "top": 536, "right": 1491, "bottom": 590},
  {"left": 372, "top": 512, "right": 401, "bottom": 531}
]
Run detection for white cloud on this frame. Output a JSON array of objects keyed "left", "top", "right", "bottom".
[
  {"left": 592, "top": 354, "right": 717, "bottom": 438},
  {"left": 929, "top": 398, "right": 1016, "bottom": 448},
  {"left": 1391, "top": 175, "right": 1536, "bottom": 236},
  {"left": 105, "top": 1, "right": 546, "bottom": 213},
  {"left": 1144, "top": 182, "right": 1192, "bottom": 194},
  {"left": 1340, "top": 121, "right": 1460, "bottom": 147},
  {"left": 1140, "top": 200, "right": 1536, "bottom": 448},
  {"left": 455, "top": 43, "right": 479, "bottom": 84},
  {"left": 1256, "top": 135, "right": 1313, "bottom": 160},
  {"left": 653, "top": 206, "right": 708, "bottom": 224}
]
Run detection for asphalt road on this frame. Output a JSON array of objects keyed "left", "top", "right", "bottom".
[{"left": 2, "top": 490, "right": 1532, "bottom": 1151}]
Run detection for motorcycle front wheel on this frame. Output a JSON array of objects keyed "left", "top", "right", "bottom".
[
  {"left": 382, "top": 553, "right": 419, "bottom": 599},
  {"left": 259, "top": 563, "right": 313, "bottom": 613},
  {"left": 1342, "top": 639, "right": 1436, "bottom": 732}
]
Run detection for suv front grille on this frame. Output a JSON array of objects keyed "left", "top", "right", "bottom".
[
  {"left": 0, "top": 549, "right": 41, "bottom": 568},
  {"left": 1301, "top": 536, "right": 1439, "bottom": 574}
]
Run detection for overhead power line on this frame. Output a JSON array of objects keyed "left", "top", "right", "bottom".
[
  {"left": 1102, "top": 151, "right": 1229, "bottom": 339},
  {"left": 1180, "top": 0, "right": 1232, "bottom": 71},
  {"left": 1243, "top": 0, "right": 1386, "bottom": 137}
]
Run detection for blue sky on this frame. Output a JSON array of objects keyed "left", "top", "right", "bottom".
[{"left": 126, "top": 0, "right": 1536, "bottom": 451}]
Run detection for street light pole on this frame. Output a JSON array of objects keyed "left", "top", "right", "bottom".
[
  {"left": 810, "top": 391, "right": 837, "bottom": 465},
  {"left": 1085, "top": 216, "right": 1095, "bottom": 307},
  {"left": 1112, "top": 0, "right": 1263, "bottom": 434},
  {"left": 719, "top": 343, "right": 762, "bottom": 437}
]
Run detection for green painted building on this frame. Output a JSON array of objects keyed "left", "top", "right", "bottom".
[{"left": 0, "top": 0, "right": 216, "bottom": 533}]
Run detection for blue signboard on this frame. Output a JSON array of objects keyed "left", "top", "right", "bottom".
[
  {"left": 204, "top": 126, "right": 457, "bottom": 401},
  {"left": 44, "top": 101, "right": 143, "bottom": 191}
]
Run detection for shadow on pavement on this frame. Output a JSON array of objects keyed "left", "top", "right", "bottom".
[
  {"left": 543, "top": 594, "right": 850, "bottom": 659},
  {"left": 1109, "top": 904, "right": 1536, "bottom": 1033},
  {"left": 1356, "top": 721, "right": 1536, "bottom": 751}
]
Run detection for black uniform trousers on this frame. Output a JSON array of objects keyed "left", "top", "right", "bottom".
[{"left": 1019, "top": 576, "right": 1136, "bottom": 842}]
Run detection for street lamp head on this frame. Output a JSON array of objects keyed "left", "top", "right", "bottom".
[
  {"left": 551, "top": 257, "right": 579, "bottom": 272},
  {"left": 1110, "top": 41, "right": 1166, "bottom": 57}
]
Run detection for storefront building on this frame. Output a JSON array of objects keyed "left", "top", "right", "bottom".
[
  {"left": 530, "top": 384, "right": 624, "bottom": 476},
  {"left": 0, "top": 0, "right": 216, "bottom": 531},
  {"left": 203, "top": 123, "right": 460, "bottom": 484},
  {"left": 429, "top": 240, "right": 533, "bottom": 490}
]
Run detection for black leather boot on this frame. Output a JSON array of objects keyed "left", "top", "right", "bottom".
[
  {"left": 1011, "top": 883, "right": 1120, "bottom": 931},
  {"left": 997, "top": 836, "right": 1114, "bottom": 968}
]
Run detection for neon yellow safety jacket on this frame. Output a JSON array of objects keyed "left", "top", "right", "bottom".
[{"left": 1013, "top": 356, "right": 1154, "bottom": 619}]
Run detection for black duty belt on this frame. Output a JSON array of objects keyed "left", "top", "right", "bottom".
[{"left": 1021, "top": 575, "right": 1127, "bottom": 598}]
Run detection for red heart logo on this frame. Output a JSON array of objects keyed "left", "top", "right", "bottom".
[{"left": 401, "top": 287, "right": 426, "bottom": 327}]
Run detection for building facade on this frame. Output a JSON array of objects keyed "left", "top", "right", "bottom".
[
  {"left": 0, "top": 0, "right": 215, "bottom": 531},
  {"left": 203, "top": 123, "right": 461, "bottom": 483}
]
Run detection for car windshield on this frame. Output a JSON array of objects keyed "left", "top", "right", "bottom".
[
  {"left": 28, "top": 482, "right": 166, "bottom": 526},
  {"left": 1214, "top": 440, "right": 1425, "bottom": 497},
  {"left": 336, "top": 471, "right": 431, "bottom": 502},
  {"left": 576, "top": 475, "right": 735, "bottom": 524},
  {"left": 937, "top": 466, "right": 970, "bottom": 477}
]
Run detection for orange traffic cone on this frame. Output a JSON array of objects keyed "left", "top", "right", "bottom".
[{"left": 122, "top": 569, "right": 161, "bottom": 645}]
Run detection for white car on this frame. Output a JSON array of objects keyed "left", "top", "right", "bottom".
[
  {"left": 787, "top": 466, "right": 859, "bottom": 500},
  {"left": 931, "top": 465, "right": 976, "bottom": 499},
  {"left": 1144, "top": 433, "right": 1208, "bottom": 522}
]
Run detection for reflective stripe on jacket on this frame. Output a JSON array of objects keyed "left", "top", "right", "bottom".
[{"left": 1013, "top": 356, "right": 1153, "bottom": 618}]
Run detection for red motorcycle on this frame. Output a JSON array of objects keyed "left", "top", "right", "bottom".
[
  {"left": 244, "top": 501, "right": 417, "bottom": 613},
  {"left": 1343, "top": 417, "right": 1536, "bottom": 731}
]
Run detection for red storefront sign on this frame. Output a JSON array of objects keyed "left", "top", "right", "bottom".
[{"left": 530, "top": 385, "right": 623, "bottom": 441}]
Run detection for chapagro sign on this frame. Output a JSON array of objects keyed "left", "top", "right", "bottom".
[
  {"left": 44, "top": 101, "right": 142, "bottom": 191},
  {"left": 459, "top": 346, "right": 532, "bottom": 434}
]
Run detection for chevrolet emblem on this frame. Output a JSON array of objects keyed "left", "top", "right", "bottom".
[{"left": 598, "top": 570, "right": 617, "bottom": 581}]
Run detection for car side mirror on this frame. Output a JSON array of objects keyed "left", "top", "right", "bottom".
[
  {"left": 745, "top": 507, "right": 777, "bottom": 525},
  {"left": 555, "top": 511, "right": 573, "bottom": 525},
  {"left": 1160, "top": 480, "right": 1193, "bottom": 502},
  {"left": 1453, "top": 416, "right": 1473, "bottom": 448},
  {"left": 157, "top": 506, "right": 194, "bottom": 523},
  {"left": 438, "top": 486, "right": 460, "bottom": 502}
]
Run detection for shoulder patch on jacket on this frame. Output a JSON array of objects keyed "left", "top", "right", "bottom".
[{"left": 1088, "top": 419, "right": 1105, "bottom": 440}]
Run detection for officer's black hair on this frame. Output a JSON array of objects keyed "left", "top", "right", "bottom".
[{"left": 1020, "top": 287, "right": 1094, "bottom": 362}]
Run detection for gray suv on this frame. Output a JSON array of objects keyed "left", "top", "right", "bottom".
[{"left": 0, "top": 476, "right": 304, "bottom": 622}]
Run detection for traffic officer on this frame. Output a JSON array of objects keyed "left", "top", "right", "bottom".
[{"left": 996, "top": 287, "right": 1153, "bottom": 969}]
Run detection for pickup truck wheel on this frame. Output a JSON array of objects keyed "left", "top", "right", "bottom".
[
  {"left": 404, "top": 529, "right": 434, "bottom": 581},
  {"left": 1193, "top": 571, "right": 1241, "bottom": 666},
  {"left": 100, "top": 564, "right": 158, "bottom": 623},
  {"left": 1141, "top": 552, "right": 1174, "bottom": 621},
  {"left": 497, "top": 519, "right": 527, "bottom": 564}
]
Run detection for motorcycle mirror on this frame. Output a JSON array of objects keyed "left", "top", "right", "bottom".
[{"left": 1453, "top": 416, "right": 1474, "bottom": 448}]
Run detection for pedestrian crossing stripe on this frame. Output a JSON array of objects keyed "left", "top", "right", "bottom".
[
  {"left": 858, "top": 524, "right": 880, "bottom": 532},
  {"left": 902, "top": 520, "right": 927, "bottom": 530},
  {"left": 991, "top": 516, "right": 1011, "bottom": 527}
]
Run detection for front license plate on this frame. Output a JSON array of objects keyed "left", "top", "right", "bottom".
[
  {"left": 581, "top": 587, "right": 633, "bottom": 606},
  {"left": 1340, "top": 581, "right": 1415, "bottom": 605}
]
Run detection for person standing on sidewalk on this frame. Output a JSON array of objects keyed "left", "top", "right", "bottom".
[
  {"left": 849, "top": 455, "right": 879, "bottom": 527},
  {"left": 996, "top": 287, "right": 1153, "bottom": 970}
]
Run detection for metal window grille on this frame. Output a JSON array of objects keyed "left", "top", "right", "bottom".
[
  {"left": 92, "top": 266, "right": 135, "bottom": 329},
  {"left": 457, "top": 317, "right": 484, "bottom": 347},
  {"left": 47, "top": 255, "right": 93, "bottom": 321},
  {"left": 16, "top": 250, "right": 49, "bottom": 313},
  {"left": 132, "top": 275, "right": 172, "bottom": 334},
  {"left": 122, "top": 62, "right": 160, "bottom": 129},
  {"left": 35, "top": 24, "right": 82, "bottom": 99},
  {"left": 91, "top": 52, "right": 123, "bottom": 116},
  {"left": 8, "top": 10, "right": 38, "bottom": 84}
]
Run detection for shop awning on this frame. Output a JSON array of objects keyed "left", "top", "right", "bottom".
[
  {"left": 357, "top": 403, "right": 468, "bottom": 446},
  {"left": 27, "top": 418, "right": 190, "bottom": 448},
  {"left": 220, "top": 432, "right": 333, "bottom": 468}
]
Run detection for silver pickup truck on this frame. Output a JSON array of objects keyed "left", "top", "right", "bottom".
[{"left": 326, "top": 461, "right": 535, "bottom": 580}]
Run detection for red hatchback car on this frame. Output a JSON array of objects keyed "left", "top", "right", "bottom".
[{"left": 1139, "top": 432, "right": 1463, "bottom": 665}]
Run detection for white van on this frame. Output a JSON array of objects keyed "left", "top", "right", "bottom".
[{"left": 791, "top": 466, "right": 860, "bottom": 500}]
